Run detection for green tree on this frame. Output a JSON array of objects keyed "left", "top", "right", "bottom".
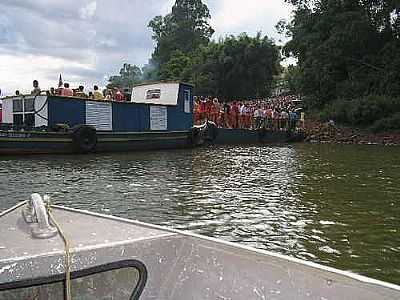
[
  {"left": 108, "top": 63, "right": 143, "bottom": 90},
  {"left": 281, "top": 0, "right": 400, "bottom": 129},
  {"left": 191, "top": 33, "right": 281, "bottom": 100},
  {"left": 159, "top": 50, "right": 193, "bottom": 81},
  {"left": 148, "top": 0, "right": 214, "bottom": 67}
]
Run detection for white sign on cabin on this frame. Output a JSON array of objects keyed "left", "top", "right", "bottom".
[
  {"left": 184, "top": 89, "right": 191, "bottom": 113},
  {"left": 86, "top": 101, "right": 113, "bottom": 131},
  {"left": 131, "top": 83, "right": 179, "bottom": 106},
  {"left": 150, "top": 106, "right": 168, "bottom": 131}
]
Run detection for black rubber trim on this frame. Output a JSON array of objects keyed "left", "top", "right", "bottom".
[{"left": 0, "top": 259, "right": 147, "bottom": 300}]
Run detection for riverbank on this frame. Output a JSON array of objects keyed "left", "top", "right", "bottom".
[{"left": 305, "top": 120, "right": 400, "bottom": 146}]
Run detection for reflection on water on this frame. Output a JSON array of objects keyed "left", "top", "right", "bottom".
[{"left": 0, "top": 144, "right": 399, "bottom": 284}]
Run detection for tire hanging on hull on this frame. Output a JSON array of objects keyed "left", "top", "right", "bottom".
[{"left": 72, "top": 125, "right": 97, "bottom": 153}]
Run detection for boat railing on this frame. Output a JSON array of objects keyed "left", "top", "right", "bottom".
[{"left": 0, "top": 123, "right": 49, "bottom": 132}]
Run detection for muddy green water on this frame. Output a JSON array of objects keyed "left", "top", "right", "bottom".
[{"left": 0, "top": 144, "right": 399, "bottom": 284}]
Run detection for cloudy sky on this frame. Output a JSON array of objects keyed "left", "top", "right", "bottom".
[{"left": 0, "top": 0, "right": 293, "bottom": 96}]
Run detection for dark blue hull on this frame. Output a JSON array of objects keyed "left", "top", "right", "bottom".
[
  {"left": 0, "top": 130, "right": 193, "bottom": 155},
  {"left": 212, "top": 128, "right": 305, "bottom": 145}
]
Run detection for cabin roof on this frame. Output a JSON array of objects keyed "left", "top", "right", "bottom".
[
  {"left": 133, "top": 80, "right": 194, "bottom": 88},
  {"left": 0, "top": 94, "right": 178, "bottom": 106}
]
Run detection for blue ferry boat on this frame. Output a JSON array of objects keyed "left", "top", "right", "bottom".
[{"left": 0, "top": 82, "right": 206, "bottom": 154}]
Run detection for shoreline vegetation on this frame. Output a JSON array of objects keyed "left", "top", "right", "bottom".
[
  {"left": 280, "top": 1, "right": 399, "bottom": 134},
  {"left": 305, "top": 119, "right": 400, "bottom": 146}
]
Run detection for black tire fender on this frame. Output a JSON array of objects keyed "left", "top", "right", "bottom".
[
  {"left": 189, "top": 127, "right": 202, "bottom": 145},
  {"left": 72, "top": 125, "right": 97, "bottom": 153}
]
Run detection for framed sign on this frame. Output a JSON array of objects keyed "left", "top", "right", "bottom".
[{"left": 150, "top": 106, "right": 167, "bottom": 131}]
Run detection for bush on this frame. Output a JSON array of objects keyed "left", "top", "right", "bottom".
[
  {"left": 370, "top": 113, "right": 400, "bottom": 133},
  {"left": 317, "top": 95, "right": 400, "bottom": 128}
]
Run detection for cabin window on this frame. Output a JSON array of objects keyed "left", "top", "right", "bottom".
[
  {"left": 13, "top": 114, "right": 23, "bottom": 126},
  {"left": 12, "top": 97, "right": 36, "bottom": 127},
  {"left": 0, "top": 260, "right": 147, "bottom": 300},
  {"left": 24, "top": 99, "right": 35, "bottom": 112},
  {"left": 12, "top": 99, "right": 23, "bottom": 113},
  {"left": 24, "top": 114, "right": 35, "bottom": 127},
  {"left": 146, "top": 89, "right": 161, "bottom": 100},
  {"left": 183, "top": 89, "right": 191, "bottom": 113}
]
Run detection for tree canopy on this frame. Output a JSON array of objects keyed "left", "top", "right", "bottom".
[
  {"left": 191, "top": 33, "right": 281, "bottom": 100},
  {"left": 282, "top": 0, "right": 400, "bottom": 100},
  {"left": 148, "top": 0, "right": 214, "bottom": 67},
  {"left": 280, "top": 0, "right": 400, "bottom": 130}
]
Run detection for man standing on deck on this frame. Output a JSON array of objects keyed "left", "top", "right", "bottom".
[
  {"left": 93, "top": 85, "right": 104, "bottom": 100},
  {"left": 61, "top": 83, "right": 73, "bottom": 97},
  {"left": 114, "top": 88, "right": 125, "bottom": 102},
  {"left": 254, "top": 106, "right": 264, "bottom": 129},
  {"left": 75, "top": 86, "right": 88, "bottom": 98},
  {"left": 31, "top": 80, "right": 41, "bottom": 95}
]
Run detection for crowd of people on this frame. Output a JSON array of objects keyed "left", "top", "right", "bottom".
[
  {"left": 24, "top": 80, "right": 126, "bottom": 102},
  {"left": 194, "top": 95, "right": 304, "bottom": 131}
]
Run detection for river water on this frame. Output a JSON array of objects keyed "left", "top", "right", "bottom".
[{"left": 0, "top": 144, "right": 399, "bottom": 285}]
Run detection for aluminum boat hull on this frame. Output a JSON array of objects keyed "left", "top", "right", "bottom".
[{"left": 0, "top": 202, "right": 399, "bottom": 299}]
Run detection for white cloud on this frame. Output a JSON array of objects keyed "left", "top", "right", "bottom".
[
  {"left": 0, "top": 54, "right": 98, "bottom": 95},
  {"left": 0, "top": 0, "right": 294, "bottom": 96},
  {"left": 208, "top": 0, "right": 292, "bottom": 42},
  {"left": 80, "top": 1, "right": 97, "bottom": 20}
]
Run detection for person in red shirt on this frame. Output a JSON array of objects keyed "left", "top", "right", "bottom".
[
  {"left": 114, "top": 88, "right": 125, "bottom": 102},
  {"left": 61, "top": 83, "right": 73, "bottom": 97}
]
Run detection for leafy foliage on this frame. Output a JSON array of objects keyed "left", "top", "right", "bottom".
[
  {"left": 148, "top": 0, "right": 214, "bottom": 67},
  {"left": 282, "top": 0, "right": 400, "bottom": 130},
  {"left": 191, "top": 33, "right": 281, "bottom": 100},
  {"left": 145, "top": 0, "right": 281, "bottom": 100}
]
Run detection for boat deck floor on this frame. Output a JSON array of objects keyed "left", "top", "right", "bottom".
[{"left": 0, "top": 204, "right": 174, "bottom": 263}]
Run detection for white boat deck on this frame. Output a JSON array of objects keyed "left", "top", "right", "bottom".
[
  {"left": 1, "top": 201, "right": 400, "bottom": 299},
  {"left": 0, "top": 203, "right": 175, "bottom": 263}
]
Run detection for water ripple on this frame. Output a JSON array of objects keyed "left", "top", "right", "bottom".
[{"left": 0, "top": 144, "right": 399, "bottom": 284}]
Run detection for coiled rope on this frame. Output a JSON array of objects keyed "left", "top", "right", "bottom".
[{"left": 46, "top": 202, "right": 72, "bottom": 300}]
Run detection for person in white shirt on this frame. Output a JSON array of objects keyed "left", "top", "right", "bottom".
[
  {"left": 254, "top": 106, "right": 264, "bottom": 129},
  {"left": 281, "top": 110, "right": 289, "bottom": 130},
  {"left": 239, "top": 103, "right": 245, "bottom": 128}
]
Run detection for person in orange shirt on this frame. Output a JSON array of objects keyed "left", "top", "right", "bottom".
[
  {"left": 193, "top": 97, "right": 201, "bottom": 125},
  {"left": 222, "top": 102, "right": 231, "bottom": 128},
  {"left": 211, "top": 98, "right": 220, "bottom": 123},
  {"left": 204, "top": 97, "right": 212, "bottom": 121},
  {"left": 229, "top": 101, "right": 238, "bottom": 129},
  {"left": 199, "top": 97, "right": 206, "bottom": 123}
]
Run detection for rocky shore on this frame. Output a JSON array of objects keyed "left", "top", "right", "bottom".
[{"left": 304, "top": 120, "right": 400, "bottom": 146}]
